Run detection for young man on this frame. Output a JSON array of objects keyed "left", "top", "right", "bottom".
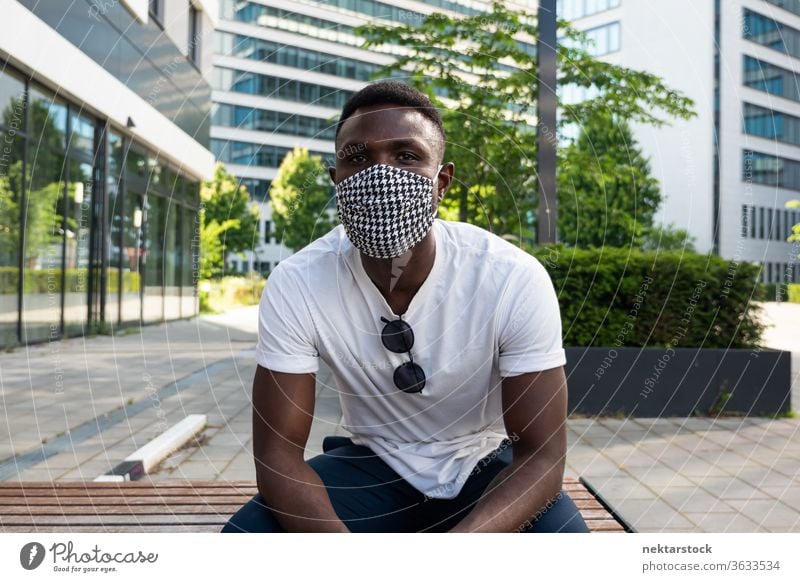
[{"left": 221, "top": 81, "right": 589, "bottom": 533}]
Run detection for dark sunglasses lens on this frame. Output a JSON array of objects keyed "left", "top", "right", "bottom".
[
  {"left": 381, "top": 320, "right": 414, "bottom": 353},
  {"left": 394, "top": 361, "right": 426, "bottom": 394}
]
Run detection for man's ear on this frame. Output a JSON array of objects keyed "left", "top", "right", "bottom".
[
  {"left": 436, "top": 162, "right": 455, "bottom": 201},
  {"left": 328, "top": 166, "right": 337, "bottom": 184}
]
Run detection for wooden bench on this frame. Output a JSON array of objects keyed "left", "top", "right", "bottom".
[{"left": 0, "top": 477, "right": 629, "bottom": 533}]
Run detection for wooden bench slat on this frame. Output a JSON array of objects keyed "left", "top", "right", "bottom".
[
  {"left": 0, "top": 496, "right": 254, "bottom": 506},
  {"left": 0, "top": 514, "right": 232, "bottom": 526},
  {"left": 0, "top": 480, "right": 255, "bottom": 488},
  {"left": 0, "top": 525, "right": 225, "bottom": 533},
  {"left": 0, "top": 478, "right": 627, "bottom": 533},
  {"left": 0, "top": 504, "right": 247, "bottom": 516},
  {"left": 583, "top": 520, "right": 626, "bottom": 532},
  {"left": 0, "top": 487, "right": 259, "bottom": 497}
]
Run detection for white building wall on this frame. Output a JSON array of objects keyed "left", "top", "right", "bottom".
[{"left": 568, "top": 1, "right": 717, "bottom": 254}]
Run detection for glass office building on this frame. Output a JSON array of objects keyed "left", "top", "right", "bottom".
[{"left": 1, "top": 0, "right": 216, "bottom": 347}]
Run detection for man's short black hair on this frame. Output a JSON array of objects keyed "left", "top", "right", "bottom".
[{"left": 335, "top": 81, "right": 446, "bottom": 145}]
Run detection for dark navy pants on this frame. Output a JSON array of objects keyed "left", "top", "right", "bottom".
[{"left": 221, "top": 436, "right": 589, "bottom": 533}]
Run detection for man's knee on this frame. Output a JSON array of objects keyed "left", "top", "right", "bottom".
[
  {"left": 519, "top": 490, "right": 591, "bottom": 533},
  {"left": 220, "top": 494, "right": 284, "bottom": 533}
]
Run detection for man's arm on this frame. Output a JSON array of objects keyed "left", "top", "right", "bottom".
[
  {"left": 448, "top": 366, "right": 567, "bottom": 533},
  {"left": 252, "top": 364, "right": 349, "bottom": 532}
]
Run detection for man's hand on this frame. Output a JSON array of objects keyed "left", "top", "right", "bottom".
[
  {"left": 252, "top": 365, "right": 350, "bottom": 532},
  {"left": 448, "top": 366, "right": 567, "bottom": 532}
]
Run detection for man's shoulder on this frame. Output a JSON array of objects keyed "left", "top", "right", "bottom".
[
  {"left": 271, "top": 224, "right": 349, "bottom": 283},
  {"left": 437, "top": 219, "right": 543, "bottom": 271}
]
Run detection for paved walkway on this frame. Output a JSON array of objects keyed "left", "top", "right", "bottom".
[{"left": 1, "top": 303, "right": 798, "bottom": 532}]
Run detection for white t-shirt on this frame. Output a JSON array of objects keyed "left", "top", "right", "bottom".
[{"left": 255, "top": 218, "right": 567, "bottom": 499}]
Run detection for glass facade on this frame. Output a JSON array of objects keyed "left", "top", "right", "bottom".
[
  {"left": 764, "top": 0, "right": 800, "bottom": 18},
  {"left": 743, "top": 102, "right": 800, "bottom": 146},
  {"left": 581, "top": 21, "right": 621, "bottom": 55},
  {"left": 215, "top": 31, "right": 383, "bottom": 81},
  {"left": 558, "top": 0, "right": 621, "bottom": 20},
  {"left": 212, "top": 103, "right": 337, "bottom": 140},
  {"left": 743, "top": 9, "right": 800, "bottom": 60},
  {"left": 744, "top": 149, "right": 800, "bottom": 191},
  {"left": 213, "top": 67, "right": 354, "bottom": 108},
  {"left": 0, "top": 62, "right": 201, "bottom": 348},
  {"left": 743, "top": 55, "right": 800, "bottom": 103},
  {"left": 218, "top": 0, "right": 536, "bottom": 58},
  {"left": 211, "top": 139, "right": 332, "bottom": 166},
  {"left": 741, "top": 203, "right": 799, "bottom": 242},
  {"left": 314, "top": 0, "right": 481, "bottom": 19},
  {"left": 221, "top": 1, "right": 358, "bottom": 46},
  {"left": 19, "top": 0, "right": 210, "bottom": 144},
  {"left": 238, "top": 178, "right": 272, "bottom": 202}
]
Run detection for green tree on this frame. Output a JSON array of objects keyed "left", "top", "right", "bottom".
[
  {"left": 199, "top": 215, "right": 238, "bottom": 280},
  {"left": 269, "top": 147, "right": 338, "bottom": 251},
  {"left": 788, "top": 199, "right": 800, "bottom": 244},
  {"left": 558, "top": 113, "right": 662, "bottom": 248},
  {"left": 200, "top": 163, "right": 260, "bottom": 256},
  {"left": 640, "top": 223, "right": 697, "bottom": 252},
  {"left": 356, "top": 1, "right": 696, "bottom": 237},
  {"left": 199, "top": 163, "right": 260, "bottom": 277}
]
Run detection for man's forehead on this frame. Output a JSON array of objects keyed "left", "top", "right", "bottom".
[{"left": 338, "top": 104, "right": 440, "bottom": 145}]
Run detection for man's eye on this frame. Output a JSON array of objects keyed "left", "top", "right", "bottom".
[
  {"left": 398, "top": 152, "right": 419, "bottom": 161},
  {"left": 349, "top": 154, "right": 367, "bottom": 163}
]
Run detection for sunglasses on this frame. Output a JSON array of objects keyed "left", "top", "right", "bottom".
[{"left": 380, "top": 316, "right": 426, "bottom": 393}]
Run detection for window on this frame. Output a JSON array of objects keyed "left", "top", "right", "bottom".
[
  {"left": 743, "top": 103, "right": 800, "bottom": 147},
  {"left": 236, "top": 178, "right": 271, "bottom": 201},
  {"left": 745, "top": 150, "right": 800, "bottom": 192},
  {"left": 211, "top": 139, "right": 331, "bottom": 167},
  {"left": 741, "top": 204, "right": 750, "bottom": 237},
  {"left": 264, "top": 220, "right": 272, "bottom": 244},
  {"left": 212, "top": 103, "right": 337, "bottom": 140},
  {"left": 558, "top": 0, "right": 621, "bottom": 20},
  {"left": 143, "top": 194, "right": 164, "bottom": 323},
  {"left": 764, "top": 0, "right": 800, "bottom": 18},
  {"left": 149, "top": 0, "right": 160, "bottom": 21},
  {"left": 215, "top": 32, "right": 382, "bottom": 82},
  {"left": 189, "top": 2, "right": 200, "bottom": 65},
  {"left": 743, "top": 56, "right": 800, "bottom": 103},
  {"left": 765, "top": 208, "right": 775, "bottom": 239},
  {"left": 0, "top": 67, "right": 25, "bottom": 134},
  {"left": 563, "top": 21, "right": 621, "bottom": 56},
  {"left": 743, "top": 9, "right": 800, "bottom": 60},
  {"left": 213, "top": 67, "right": 354, "bottom": 109}
]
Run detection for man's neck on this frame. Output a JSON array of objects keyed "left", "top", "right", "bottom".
[{"left": 359, "top": 230, "right": 436, "bottom": 302}]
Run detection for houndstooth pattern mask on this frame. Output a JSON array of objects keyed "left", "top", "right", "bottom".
[{"left": 335, "top": 163, "right": 437, "bottom": 259}]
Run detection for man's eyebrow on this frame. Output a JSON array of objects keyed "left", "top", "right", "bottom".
[
  {"left": 338, "top": 140, "right": 367, "bottom": 151},
  {"left": 381, "top": 137, "right": 430, "bottom": 151}
]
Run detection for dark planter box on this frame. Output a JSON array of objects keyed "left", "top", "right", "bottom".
[{"left": 564, "top": 347, "right": 791, "bottom": 417}]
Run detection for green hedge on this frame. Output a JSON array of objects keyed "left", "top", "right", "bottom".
[
  {"left": 0, "top": 267, "right": 140, "bottom": 294},
  {"left": 106, "top": 270, "right": 141, "bottom": 293},
  {"left": 526, "top": 245, "right": 765, "bottom": 349},
  {"left": 199, "top": 275, "right": 266, "bottom": 313},
  {"left": 790, "top": 284, "right": 800, "bottom": 303},
  {"left": 759, "top": 282, "right": 800, "bottom": 303}
]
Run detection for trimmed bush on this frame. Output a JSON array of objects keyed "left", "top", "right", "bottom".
[
  {"left": 199, "top": 275, "right": 266, "bottom": 313},
  {"left": 0, "top": 267, "right": 140, "bottom": 294},
  {"left": 789, "top": 284, "right": 800, "bottom": 304},
  {"left": 758, "top": 282, "right": 793, "bottom": 302},
  {"left": 526, "top": 244, "right": 765, "bottom": 349}
]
